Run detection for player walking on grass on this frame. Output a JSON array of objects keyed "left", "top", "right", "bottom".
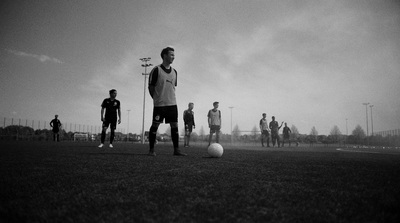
[
  {"left": 147, "top": 47, "right": 186, "bottom": 156},
  {"left": 183, "top": 102, "right": 195, "bottom": 148},
  {"left": 50, "top": 114, "right": 62, "bottom": 142},
  {"left": 259, "top": 113, "right": 270, "bottom": 147},
  {"left": 282, "top": 123, "right": 292, "bottom": 147},
  {"left": 98, "top": 89, "right": 121, "bottom": 148},
  {"left": 269, "top": 116, "right": 283, "bottom": 147},
  {"left": 208, "top": 102, "right": 221, "bottom": 146}
]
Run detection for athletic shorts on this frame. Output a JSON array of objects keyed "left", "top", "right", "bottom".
[
  {"left": 262, "top": 130, "right": 270, "bottom": 136},
  {"left": 271, "top": 131, "right": 280, "bottom": 138},
  {"left": 103, "top": 119, "right": 117, "bottom": 130},
  {"left": 185, "top": 124, "right": 194, "bottom": 133},
  {"left": 52, "top": 128, "right": 59, "bottom": 133},
  {"left": 152, "top": 105, "right": 178, "bottom": 124},
  {"left": 210, "top": 125, "right": 221, "bottom": 133},
  {"left": 283, "top": 135, "right": 290, "bottom": 140}
]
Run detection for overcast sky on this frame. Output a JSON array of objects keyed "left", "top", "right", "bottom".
[{"left": 1, "top": 0, "right": 399, "bottom": 136}]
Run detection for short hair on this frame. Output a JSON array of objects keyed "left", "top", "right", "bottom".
[
  {"left": 161, "top": 47, "right": 174, "bottom": 59},
  {"left": 262, "top": 113, "right": 266, "bottom": 116},
  {"left": 213, "top": 101, "right": 219, "bottom": 106},
  {"left": 272, "top": 116, "right": 275, "bottom": 119},
  {"left": 109, "top": 89, "right": 117, "bottom": 95},
  {"left": 188, "top": 102, "right": 194, "bottom": 106}
]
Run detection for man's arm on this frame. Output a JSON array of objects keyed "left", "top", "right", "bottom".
[
  {"left": 279, "top": 121, "right": 284, "bottom": 129},
  {"left": 101, "top": 108, "right": 105, "bottom": 121},
  {"left": 183, "top": 110, "right": 187, "bottom": 123},
  {"left": 148, "top": 67, "right": 158, "bottom": 98},
  {"left": 193, "top": 112, "right": 195, "bottom": 128},
  {"left": 118, "top": 107, "right": 121, "bottom": 124},
  {"left": 50, "top": 120, "right": 53, "bottom": 127},
  {"left": 207, "top": 111, "right": 211, "bottom": 127}
]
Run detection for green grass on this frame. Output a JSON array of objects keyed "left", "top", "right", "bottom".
[{"left": 1, "top": 141, "right": 399, "bottom": 222}]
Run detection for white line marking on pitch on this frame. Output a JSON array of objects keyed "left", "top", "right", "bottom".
[{"left": 336, "top": 148, "right": 400, "bottom": 155}]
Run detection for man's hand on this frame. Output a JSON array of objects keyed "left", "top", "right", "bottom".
[
  {"left": 118, "top": 119, "right": 121, "bottom": 124},
  {"left": 101, "top": 117, "right": 104, "bottom": 122}
]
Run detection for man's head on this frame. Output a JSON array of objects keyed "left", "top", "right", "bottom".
[
  {"left": 262, "top": 113, "right": 266, "bottom": 118},
  {"left": 55, "top": 115, "right": 58, "bottom": 118},
  {"left": 161, "top": 47, "right": 175, "bottom": 64},
  {"left": 285, "top": 122, "right": 287, "bottom": 126},
  {"left": 109, "top": 89, "right": 117, "bottom": 99},
  {"left": 213, "top": 101, "right": 219, "bottom": 109},
  {"left": 272, "top": 116, "right": 275, "bottom": 121},
  {"left": 188, "top": 102, "right": 194, "bottom": 110}
]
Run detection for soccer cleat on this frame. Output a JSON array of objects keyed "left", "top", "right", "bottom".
[
  {"left": 173, "top": 149, "right": 187, "bottom": 156},
  {"left": 98, "top": 144, "right": 104, "bottom": 148},
  {"left": 148, "top": 150, "right": 156, "bottom": 156},
  {"left": 109, "top": 144, "right": 113, "bottom": 148}
]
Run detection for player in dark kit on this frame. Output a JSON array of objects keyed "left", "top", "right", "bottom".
[
  {"left": 50, "top": 114, "right": 62, "bottom": 142},
  {"left": 183, "top": 102, "right": 195, "bottom": 147},
  {"left": 282, "top": 122, "right": 292, "bottom": 147},
  {"left": 98, "top": 89, "right": 121, "bottom": 148},
  {"left": 269, "top": 116, "right": 283, "bottom": 147},
  {"left": 147, "top": 47, "right": 186, "bottom": 156}
]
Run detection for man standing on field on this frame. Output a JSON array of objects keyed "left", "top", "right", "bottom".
[
  {"left": 147, "top": 47, "right": 186, "bottom": 156},
  {"left": 50, "top": 114, "right": 62, "bottom": 142},
  {"left": 269, "top": 116, "right": 283, "bottom": 147},
  {"left": 183, "top": 102, "right": 195, "bottom": 148},
  {"left": 99, "top": 89, "right": 121, "bottom": 148},
  {"left": 259, "top": 113, "right": 270, "bottom": 147},
  {"left": 208, "top": 101, "right": 221, "bottom": 146},
  {"left": 282, "top": 122, "right": 292, "bottom": 147}
]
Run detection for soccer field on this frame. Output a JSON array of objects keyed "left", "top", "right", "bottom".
[{"left": 1, "top": 141, "right": 399, "bottom": 222}]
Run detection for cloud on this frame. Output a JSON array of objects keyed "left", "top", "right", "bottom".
[{"left": 6, "top": 49, "right": 63, "bottom": 64}]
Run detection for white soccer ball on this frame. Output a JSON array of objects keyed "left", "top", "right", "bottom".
[{"left": 208, "top": 143, "right": 223, "bottom": 158}]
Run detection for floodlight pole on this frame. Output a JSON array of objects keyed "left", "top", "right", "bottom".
[
  {"left": 362, "top": 103, "right": 369, "bottom": 137},
  {"left": 229, "top": 107, "right": 234, "bottom": 145},
  {"left": 140, "top": 57, "right": 153, "bottom": 144},
  {"left": 127, "top": 109, "right": 131, "bottom": 141},
  {"left": 370, "top": 105, "right": 374, "bottom": 136}
]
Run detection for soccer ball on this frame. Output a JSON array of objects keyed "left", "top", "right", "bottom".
[{"left": 208, "top": 143, "right": 223, "bottom": 158}]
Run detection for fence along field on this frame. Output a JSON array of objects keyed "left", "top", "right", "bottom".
[
  {"left": 0, "top": 117, "right": 125, "bottom": 141},
  {"left": 1, "top": 117, "right": 400, "bottom": 147}
]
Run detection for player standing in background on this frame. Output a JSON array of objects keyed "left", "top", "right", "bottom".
[
  {"left": 183, "top": 102, "right": 195, "bottom": 148},
  {"left": 208, "top": 101, "right": 221, "bottom": 146},
  {"left": 50, "top": 114, "right": 62, "bottom": 142},
  {"left": 259, "top": 113, "right": 270, "bottom": 147},
  {"left": 269, "top": 116, "right": 283, "bottom": 147},
  {"left": 147, "top": 47, "right": 186, "bottom": 156},
  {"left": 282, "top": 122, "right": 292, "bottom": 147},
  {"left": 98, "top": 89, "right": 121, "bottom": 148}
]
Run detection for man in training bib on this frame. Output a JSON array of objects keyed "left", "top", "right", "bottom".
[
  {"left": 208, "top": 101, "right": 221, "bottom": 146},
  {"left": 148, "top": 47, "right": 186, "bottom": 156},
  {"left": 259, "top": 113, "right": 270, "bottom": 147}
]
